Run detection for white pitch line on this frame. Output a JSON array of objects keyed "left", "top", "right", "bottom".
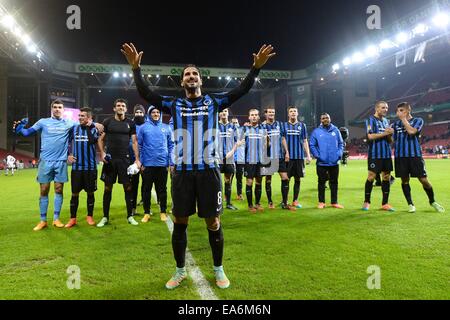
[{"left": 165, "top": 215, "right": 219, "bottom": 300}]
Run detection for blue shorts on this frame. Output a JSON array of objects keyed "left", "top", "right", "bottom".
[{"left": 37, "top": 160, "right": 68, "bottom": 184}]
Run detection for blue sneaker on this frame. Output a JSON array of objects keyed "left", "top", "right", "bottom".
[
  {"left": 214, "top": 266, "right": 230, "bottom": 289},
  {"left": 293, "top": 201, "right": 302, "bottom": 209},
  {"left": 166, "top": 268, "right": 187, "bottom": 289}
]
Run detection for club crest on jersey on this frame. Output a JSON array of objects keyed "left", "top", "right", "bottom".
[
  {"left": 203, "top": 98, "right": 212, "bottom": 106},
  {"left": 332, "top": 132, "right": 336, "bottom": 136}
]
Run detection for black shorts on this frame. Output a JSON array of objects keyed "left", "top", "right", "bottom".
[
  {"left": 244, "top": 164, "right": 261, "bottom": 179},
  {"left": 71, "top": 170, "right": 98, "bottom": 194},
  {"left": 278, "top": 160, "right": 288, "bottom": 173},
  {"left": 288, "top": 159, "right": 305, "bottom": 178},
  {"left": 219, "top": 161, "right": 236, "bottom": 175},
  {"left": 368, "top": 158, "right": 393, "bottom": 174},
  {"left": 100, "top": 158, "right": 131, "bottom": 185},
  {"left": 395, "top": 157, "right": 427, "bottom": 178},
  {"left": 171, "top": 169, "right": 223, "bottom": 218}
]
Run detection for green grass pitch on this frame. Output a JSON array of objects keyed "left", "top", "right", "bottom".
[{"left": 0, "top": 160, "right": 448, "bottom": 300}]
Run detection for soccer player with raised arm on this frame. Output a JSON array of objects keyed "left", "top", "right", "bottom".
[
  {"left": 13, "top": 100, "right": 76, "bottom": 231},
  {"left": 283, "top": 107, "right": 311, "bottom": 209},
  {"left": 65, "top": 107, "right": 99, "bottom": 228},
  {"left": 122, "top": 42, "right": 275, "bottom": 289},
  {"left": 392, "top": 102, "right": 445, "bottom": 213},
  {"left": 362, "top": 101, "right": 395, "bottom": 212}
]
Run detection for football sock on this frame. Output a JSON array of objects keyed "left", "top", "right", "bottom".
[
  {"left": 172, "top": 223, "right": 188, "bottom": 268},
  {"left": 255, "top": 184, "right": 262, "bottom": 205},
  {"left": 87, "top": 194, "right": 95, "bottom": 216},
  {"left": 265, "top": 181, "right": 272, "bottom": 203},
  {"left": 423, "top": 186, "right": 435, "bottom": 205},
  {"left": 401, "top": 184, "right": 413, "bottom": 205},
  {"left": 39, "top": 196, "right": 49, "bottom": 221},
  {"left": 364, "top": 179, "right": 373, "bottom": 203},
  {"left": 293, "top": 180, "right": 300, "bottom": 202},
  {"left": 381, "top": 181, "right": 390, "bottom": 205},
  {"left": 281, "top": 180, "right": 289, "bottom": 205},
  {"left": 54, "top": 193, "right": 63, "bottom": 220},
  {"left": 208, "top": 225, "right": 224, "bottom": 267},
  {"left": 70, "top": 195, "right": 79, "bottom": 219},
  {"left": 225, "top": 182, "right": 232, "bottom": 205},
  {"left": 103, "top": 190, "right": 112, "bottom": 219},
  {"left": 246, "top": 185, "right": 253, "bottom": 207},
  {"left": 124, "top": 189, "right": 134, "bottom": 218}
]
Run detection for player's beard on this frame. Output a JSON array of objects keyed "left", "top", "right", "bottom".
[
  {"left": 185, "top": 84, "right": 199, "bottom": 94},
  {"left": 134, "top": 116, "right": 145, "bottom": 125}
]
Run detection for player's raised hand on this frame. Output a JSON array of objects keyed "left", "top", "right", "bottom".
[
  {"left": 121, "top": 43, "right": 143, "bottom": 70},
  {"left": 253, "top": 44, "right": 276, "bottom": 69}
]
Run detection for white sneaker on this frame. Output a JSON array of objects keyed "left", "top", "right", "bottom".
[
  {"left": 408, "top": 205, "right": 416, "bottom": 213},
  {"left": 127, "top": 216, "right": 139, "bottom": 226},
  {"left": 97, "top": 217, "right": 108, "bottom": 228},
  {"left": 431, "top": 202, "right": 445, "bottom": 213}
]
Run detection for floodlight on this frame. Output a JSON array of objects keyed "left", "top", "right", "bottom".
[
  {"left": 396, "top": 32, "right": 409, "bottom": 44},
  {"left": 1, "top": 15, "right": 15, "bottom": 29},
  {"left": 352, "top": 52, "right": 365, "bottom": 63},
  {"left": 379, "top": 39, "right": 395, "bottom": 49},
  {"left": 433, "top": 12, "right": 449, "bottom": 27}
]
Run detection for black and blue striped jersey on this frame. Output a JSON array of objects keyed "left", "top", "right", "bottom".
[
  {"left": 262, "top": 121, "right": 285, "bottom": 160},
  {"left": 218, "top": 122, "right": 238, "bottom": 161},
  {"left": 133, "top": 67, "right": 260, "bottom": 171},
  {"left": 366, "top": 115, "right": 392, "bottom": 159},
  {"left": 283, "top": 122, "right": 308, "bottom": 160},
  {"left": 242, "top": 125, "right": 267, "bottom": 165},
  {"left": 70, "top": 124, "right": 99, "bottom": 171},
  {"left": 392, "top": 117, "right": 424, "bottom": 158}
]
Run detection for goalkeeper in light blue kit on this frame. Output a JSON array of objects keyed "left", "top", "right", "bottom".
[{"left": 14, "top": 100, "right": 85, "bottom": 231}]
